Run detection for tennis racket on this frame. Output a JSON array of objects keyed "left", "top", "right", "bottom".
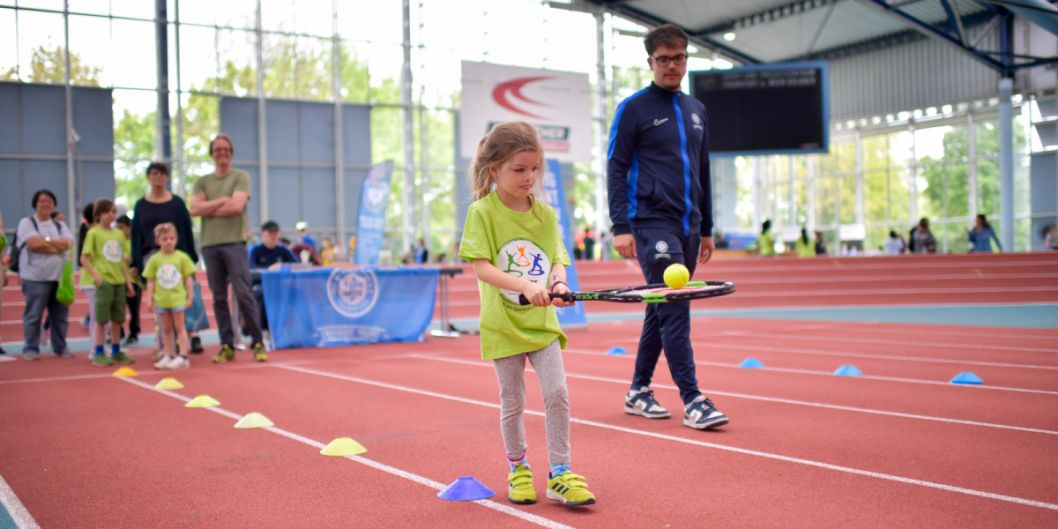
[{"left": 518, "top": 280, "right": 735, "bottom": 305}]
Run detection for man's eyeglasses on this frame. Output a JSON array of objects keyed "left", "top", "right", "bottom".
[{"left": 651, "top": 54, "right": 688, "bottom": 67}]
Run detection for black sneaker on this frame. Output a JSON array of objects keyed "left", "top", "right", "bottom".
[
  {"left": 624, "top": 387, "right": 671, "bottom": 419},
  {"left": 683, "top": 396, "right": 729, "bottom": 430},
  {"left": 0, "top": 346, "right": 7, "bottom": 355},
  {"left": 123, "top": 335, "right": 139, "bottom": 347},
  {"left": 190, "top": 336, "right": 204, "bottom": 354}
]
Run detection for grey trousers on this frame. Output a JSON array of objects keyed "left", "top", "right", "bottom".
[
  {"left": 21, "top": 280, "right": 68, "bottom": 354},
  {"left": 202, "top": 243, "right": 262, "bottom": 346},
  {"left": 493, "top": 339, "right": 571, "bottom": 469}
]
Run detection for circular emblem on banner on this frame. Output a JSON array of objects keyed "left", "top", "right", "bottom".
[
  {"left": 364, "top": 181, "right": 388, "bottom": 213},
  {"left": 497, "top": 239, "right": 550, "bottom": 304},
  {"left": 655, "top": 240, "right": 669, "bottom": 253},
  {"left": 326, "top": 269, "right": 380, "bottom": 318},
  {"left": 103, "top": 239, "right": 123, "bottom": 263},
  {"left": 157, "top": 263, "right": 181, "bottom": 290}
]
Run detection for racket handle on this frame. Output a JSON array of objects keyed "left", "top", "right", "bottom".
[{"left": 517, "top": 292, "right": 576, "bottom": 305}]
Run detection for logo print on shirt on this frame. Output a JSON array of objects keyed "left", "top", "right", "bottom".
[
  {"left": 157, "top": 263, "right": 181, "bottom": 290},
  {"left": 497, "top": 239, "right": 550, "bottom": 304},
  {"left": 653, "top": 117, "right": 669, "bottom": 127},
  {"left": 103, "top": 239, "right": 123, "bottom": 263},
  {"left": 655, "top": 240, "right": 669, "bottom": 253},
  {"left": 691, "top": 113, "right": 704, "bottom": 131}
]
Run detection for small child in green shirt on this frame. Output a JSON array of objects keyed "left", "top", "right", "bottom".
[
  {"left": 80, "top": 198, "right": 135, "bottom": 366},
  {"left": 458, "top": 122, "right": 595, "bottom": 508},
  {"left": 144, "top": 222, "right": 196, "bottom": 370}
]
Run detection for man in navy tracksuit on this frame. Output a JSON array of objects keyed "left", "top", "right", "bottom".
[{"left": 607, "top": 24, "right": 728, "bottom": 431}]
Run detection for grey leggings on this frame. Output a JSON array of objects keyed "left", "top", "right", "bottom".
[{"left": 493, "top": 339, "right": 570, "bottom": 469}]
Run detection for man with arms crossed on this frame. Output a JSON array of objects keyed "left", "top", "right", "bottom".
[{"left": 189, "top": 133, "right": 268, "bottom": 363}]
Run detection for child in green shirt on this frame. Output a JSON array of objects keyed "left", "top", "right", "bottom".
[
  {"left": 458, "top": 122, "right": 595, "bottom": 508},
  {"left": 80, "top": 198, "right": 135, "bottom": 366},
  {"left": 144, "top": 222, "right": 196, "bottom": 370}
]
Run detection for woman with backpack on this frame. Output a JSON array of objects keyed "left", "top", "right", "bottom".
[{"left": 13, "top": 190, "right": 74, "bottom": 360}]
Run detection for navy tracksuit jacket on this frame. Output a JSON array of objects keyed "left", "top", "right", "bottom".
[{"left": 607, "top": 82, "right": 714, "bottom": 405}]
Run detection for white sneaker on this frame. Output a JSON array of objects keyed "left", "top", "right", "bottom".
[
  {"left": 154, "top": 356, "right": 173, "bottom": 370},
  {"left": 154, "top": 349, "right": 167, "bottom": 362},
  {"left": 164, "top": 356, "right": 190, "bottom": 370}
]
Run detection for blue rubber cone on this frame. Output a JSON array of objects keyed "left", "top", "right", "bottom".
[
  {"left": 950, "top": 371, "right": 984, "bottom": 385},
  {"left": 606, "top": 346, "right": 628, "bottom": 356},
  {"left": 833, "top": 364, "right": 863, "bottom": 377},
  {"left": 738, "top": 357, "right": 764, "bottom": 369},
  {"left": 438, "top": 476, "right": 495, "bottom": 501}
]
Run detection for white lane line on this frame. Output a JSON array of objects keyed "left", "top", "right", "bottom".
[
  {"left": 0, "top": 474, "right": 41, "bottom": 529},
  {"left": 696, "top": 341, "right": 1058, "bottom": 371},
  {"left": 274, "top": 364, "right": 1058, "bottom": 512},
  {"left": 563, "top": 348, "right": 1058, "bottom": 397},
  {"left": 116, "top": 377, "right": 577, "bottom": 529},
  {"left": 410, "top": 354, "right": 1058, "bottom": 437},
  {"left": 712, "top": 330, "right": 1058, "bottom": 355}
]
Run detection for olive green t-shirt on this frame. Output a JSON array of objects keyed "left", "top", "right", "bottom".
[
  {"left": 459, "top": 192, "right": 569, "bottom": 360},
  {"left": 193, "top": 169, "right": 251, "bottom": 247},
  {"left": 82, "top": 226, "right": 130, "bottom": 285},
  {"left": 143, "top": 250, "right": 196, "bottom": 309}
]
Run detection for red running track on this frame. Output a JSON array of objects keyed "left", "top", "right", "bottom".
[{"left": 1, "top": 316, "right": 1057, "bottom": 528}]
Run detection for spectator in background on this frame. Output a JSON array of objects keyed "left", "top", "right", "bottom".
[
  {"left": 814, "top": 231, "right": 827, "bottom": 256},
  {"left": 130, "top": 161, "right": 204, "bottom": 354},
  {"left": 795, "top": 228, "right": 814, "bottom": 258},
  {"left": 17, "top": 190, "right": 74, "bottom": 360},
  {"left": 248, "top": 220, "right": 298, "bottom": 334},
  {"left": 414, "top": 237, "right": 429, "bottom": 264},
  {"left": 189, "top": 133, "right": 268, "bottom": 363},
  {"left": 296, "top": 221, "right": 318, "bottom": 253},
  {"left": 115, "top": 214, "right": 140, "bottom": 346},
  {"left": 582, "top": 227, "right": 596, "bottom": 261},
  {"left": 1043, "top": 224, "right": 1058, "bottom": 250},
  {"left": 885, "top": 230, "right": 906, "bottom": 255},
  {"left": 320, "top": 238, "right": 337, "bottom": 266},
  {"left": 0, "top": 210, "right": 7, "bottom": 355},
  {"left": 968, "top": 214, "right": 1002, "bottom": 253},
  {"left": 755, "top": 220, "right": 775, "bottom": 257},
  {"left": 713, "top": 231, "right": 729, "bottom": 250},
  {"left": 908, "top": 218, "right": 937, "bottom": 254}
]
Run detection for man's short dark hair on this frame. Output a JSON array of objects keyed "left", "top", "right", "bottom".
[
  {"left": 209, "top": 133, "right": 235, "bottom": 156},
  {"left": 261, "top": 220, "right": 280, "bottom": 233},
  {"left": 31, "top": 189, "right": 57, "bottom": 209},
  {"left": 116, "top": 215, "right": 131, "bottom": 227},
  {"left": 644, "top": 24, "right": 689, "bottom": 56},
  {"left": 146, "top": 161, "right": 170, "bottom": 176}
]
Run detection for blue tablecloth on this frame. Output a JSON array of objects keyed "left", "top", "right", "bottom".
[{"left": 260, "top": 267, "right": 439, "bottom": 349}]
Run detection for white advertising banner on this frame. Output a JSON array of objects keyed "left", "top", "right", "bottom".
[{"left": 460, "top": 61, "right": 592, "bottom": 163}]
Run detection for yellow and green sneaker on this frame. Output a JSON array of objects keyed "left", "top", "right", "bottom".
[
  {"left": 212, "top": 344, "right": 236, "bottom": 364},
  {"left": 507, "top": 463, "right": 536, "bottom": 504},
  {"left": 252, "top": 342, "right": 268, "bottom": 363},
  {"left": 546, "top": 467, "right": 595, "bottom": 507}
]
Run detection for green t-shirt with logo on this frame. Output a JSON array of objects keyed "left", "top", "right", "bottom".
[
  {"left": 459, "top": 192, "right": 570, "bottom": 360},
  {"left": 143, "top": 250, "right": 196, "bottom": 309},
  {"left": 82, "top": 226, "right": 130, "bottom": 285},
  {"left": 193, "top": 169, "right": 251, "bottom": 248}
]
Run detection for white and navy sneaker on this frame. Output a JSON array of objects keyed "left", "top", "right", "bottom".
[
  {"left": 683, "top": 396, "right": 728, "bottom": 430},
  {"left": 625, "top": 387, "right": 671, "bottom": 419}
]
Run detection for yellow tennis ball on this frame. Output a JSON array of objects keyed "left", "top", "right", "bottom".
[{"left": 664, "top": 263, "right": 690, "bottom": 289}]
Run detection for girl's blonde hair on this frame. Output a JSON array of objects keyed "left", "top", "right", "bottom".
[{"left": 469, "top": 121, "right": 544, "bottom": 201}]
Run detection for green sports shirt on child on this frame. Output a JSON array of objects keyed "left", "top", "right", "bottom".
[
  {"left": 459, "top": 191, "right": 569, "bottom": 360},
  {"left": 143, "top": 250, "right": 196, "bottom": 309},
  {"left": 82, "top": 226, "right": 130, "bottom": 285}
]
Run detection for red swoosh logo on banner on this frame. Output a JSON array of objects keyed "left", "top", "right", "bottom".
[{"left": 492, "top": 76, "right": 552, "bottom": 119}]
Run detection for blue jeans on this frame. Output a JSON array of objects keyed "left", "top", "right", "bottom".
[{"left": 21, "top": 280, "right": 69, "bottom": 354}]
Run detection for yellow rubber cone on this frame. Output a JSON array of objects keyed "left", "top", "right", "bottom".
[
  {"left": 320, "top": 437, "right": 367, "bottom": 456},
  {"left": 234, "top": 412, "right": 274, "bottom": 429},
  {"left": 154, "top": 377, "right": 184, "bottom": 390},
  {"left": 185, "top": 394, "right": 220, "bottom": 408},
  {"left": 112, "top": 367, "right": 139, "bottom": 377}
]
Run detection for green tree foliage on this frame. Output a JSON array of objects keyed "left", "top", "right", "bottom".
[{"left": 1, "top": 46, "right": 101, "bottom": 86}]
